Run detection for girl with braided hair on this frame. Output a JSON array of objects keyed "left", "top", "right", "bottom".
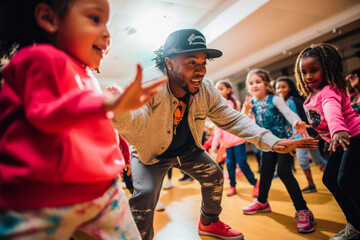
[
  {"left": 295, "top": 43, "right": 360, "bottom": 240},
  {"left": 275, "top": 77, "right": 327, "bottom": 194}
]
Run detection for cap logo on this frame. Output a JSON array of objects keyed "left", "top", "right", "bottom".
[{"left": 188, "top": 34, "right": 206, "bottom": 46}]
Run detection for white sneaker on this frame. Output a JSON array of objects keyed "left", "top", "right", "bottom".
[
  {"left": 330, "top": 222, "right": 360, "bottom": 240},
  {"left": 163, "top": 179, "right": 174, "bottom": 190},
  {"left": 155, "top": 201, "right": 165, "bottom": 211}
]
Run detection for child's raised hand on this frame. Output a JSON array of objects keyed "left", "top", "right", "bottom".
[
  {"left": 294, "top": 121, "right": 311, "bottom": 138},
  {"left": 103, "top": 64, "right": 167, "bottom": 113},
  {"left": 243, "top": 96, "right": 254, "bottom": 115},
  {"left": 329, "top": 131, "right": 351, "bottom": 152},
  {"left": 272, "top": 138, "right": 319, "bottom": 154}
]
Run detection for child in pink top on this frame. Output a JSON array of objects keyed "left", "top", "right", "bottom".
[
  {"left": 213, "top": 79, "right": 259, "bottom": 197},
  {"left": 0, "top": 0, "right": 166, "bottom": 239},
  {"left": 295, "top": 43, "right": 360, "bottom": 239}
]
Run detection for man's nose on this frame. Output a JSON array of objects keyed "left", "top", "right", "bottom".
[{"left": 195, "top": 64, "right": 206, "bottom": 75}]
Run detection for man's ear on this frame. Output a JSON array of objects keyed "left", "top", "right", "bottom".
[
  {"left": 34, "top": 3, "right": 59, "bottom": 33},
  {"left": 165, "top": 57, "right": 174, "bottom": 71}
]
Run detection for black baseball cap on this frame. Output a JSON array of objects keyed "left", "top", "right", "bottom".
[{"left": 163, "top": 29, "right": 222, "bottom": 58}]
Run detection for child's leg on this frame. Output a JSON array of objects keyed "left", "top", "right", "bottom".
[
  {"left": 79, "top": 180, "right": 141, "bottom": 240},
  {"left": 277, "top": 153, "right": 307, "bottom": 211},
  {"left": 0, "top": 209, "right": 81, "bottom": 239},
  {"left": 257, "top": 151, "right": 277, "bottom": 203},
  {"left": 324, "top": 135, "right": 360, "bottom": 230},
  {"left": 234, "top": 143, "right": 257, "bottom": 185},
  {"left": 252, "top": 144, "right": 261, "bottom": 171},
  {"left": 0, "top": 178, "right": 140, "bottom": 240},
  {"left": 307, "top": 148, "right": 327, "bottom": 167},
  {"left": 225, "top": 147, "right": 237, "bottom": 187},
  {"left": 338, "top": 136, "right": 360, "bottom": 212},
  {"left": 296, "top": 148, "right": 315, "bottom": 187}
]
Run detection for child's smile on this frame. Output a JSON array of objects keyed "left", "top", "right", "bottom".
[
  {"left": 54, "top": 0, "right": 110, "bottom": 68},
  {"left": 93, "top": 44, "right": 107, "bottom": 58}
]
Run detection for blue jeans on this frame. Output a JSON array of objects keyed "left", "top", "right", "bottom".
[
  {"left": 226, "top": 143, "right": 257, "bottom": 187},
  {"left": 296, "top": 148, "right": 327, "bottom": 170}
]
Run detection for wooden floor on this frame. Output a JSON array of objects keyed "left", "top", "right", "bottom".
[{"left": 124, "top": 154, "right": 345, "bottom": 240}]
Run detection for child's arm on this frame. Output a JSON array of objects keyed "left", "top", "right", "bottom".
[
  {"left": 211, "top": 126, "right": 223, "bottom": 153},
  {"left": 103, "top": 64, "right": 167, "bottom": 113},
  {"left": 273, "top": 96, "right": 309, "bottom": 137},
  {"left": 322, "top": 88, "right": 351, "bottom": 152}
]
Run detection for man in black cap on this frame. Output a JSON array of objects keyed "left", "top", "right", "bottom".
[{"left": 113, "top": 29, "right": 318, "bottom": 240}]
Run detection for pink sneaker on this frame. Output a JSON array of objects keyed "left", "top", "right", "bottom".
[
  {"left": 252, "top": 181, "right": 259, "bottom": 197},
  {"left": 235, "top": 168, "right": 244, "bottom": 177},
  {"left": 227, "top": 186, "right": 236, "bottom": 196},
  {"left": 198, "top": 220, "right": 244, "bottom": 240},
  {"left": 295, "top": 210, "right": 315, "bottom": 233},
  {"left": 242, "top": 199, "right": 271, "bottom": 215}
]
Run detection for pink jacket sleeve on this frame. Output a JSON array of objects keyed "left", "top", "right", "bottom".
[{"left": 322, "top": 88, "right": 349, "bottom": 137}]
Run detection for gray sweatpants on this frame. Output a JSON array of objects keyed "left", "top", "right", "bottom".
[{"left": 129, "top": 146, "right": 224, "bottom": 240}]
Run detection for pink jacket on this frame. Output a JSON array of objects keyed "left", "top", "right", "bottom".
[
  {"left": 0, "top": 44, "right": 124, "bottom": 210},
  {"left": 212, "top": 98, "right": 246, "bottom": 149},
  {"left": 304, "top": 85, "right": 360, "bottom": 142}
]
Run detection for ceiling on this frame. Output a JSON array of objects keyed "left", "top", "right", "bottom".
[{"left": 95, "top": 0, "right": 360, "bottom": 88}]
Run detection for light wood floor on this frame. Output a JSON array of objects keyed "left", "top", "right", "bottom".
[{"left": 124, "top": 153, "right": 345, "bottom": 240}]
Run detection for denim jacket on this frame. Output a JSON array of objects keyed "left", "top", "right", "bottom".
[{"left": 113, "top": 66, "right": 280, "bottom": 165}]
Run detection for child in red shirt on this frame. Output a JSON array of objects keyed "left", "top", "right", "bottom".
[{"left": 0, "top": 0, "right": 165, "bottom": 239}]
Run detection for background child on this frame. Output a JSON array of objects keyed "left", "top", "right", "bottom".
[
  {"left": 346, "top": 68, "right": 360, "bottom": 113},
  {"left": 242, "top": 69, "right": 315, "bottom": 233},
  {"left": 212, "top": 79, "right": 259, "bottom": 197},
  {"left": 202, "top": 121, "right": 226, "bottom": 171},
  {"left": 275, "top": 77, "right": 327, "bottom": 193},
  {"left": 0, "top": 0, "right": 165, "bottom": 239},
  {"left": 295, "top": 43, "right": 360, "bottom": 240}
]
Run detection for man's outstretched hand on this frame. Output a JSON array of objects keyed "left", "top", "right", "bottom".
[{"left": 272, "top": 138, "right": 319, "bottom": 154}]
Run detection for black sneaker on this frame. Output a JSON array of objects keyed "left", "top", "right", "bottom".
[
  {"left": 179, "top": 174, "right": 194, "bottom": 182},
  {"left": 301, "top": 185, "right": 317, "bottom": 193}
]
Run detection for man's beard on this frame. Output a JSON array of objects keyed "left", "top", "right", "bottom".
[
  {"left": 173, "top": 70, "right": 200, "bottom": 95},
  {"left": 182, "top": 85, "right": 199, "bottom": 95}
]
